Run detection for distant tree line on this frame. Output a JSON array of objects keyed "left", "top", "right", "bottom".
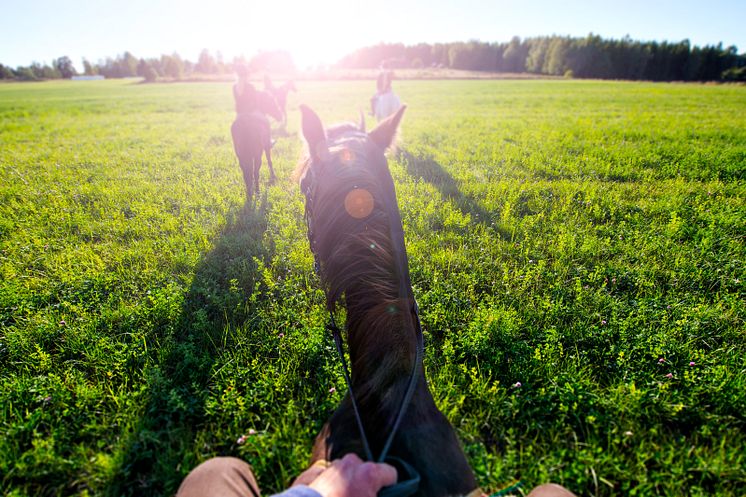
[
  {"left": 336, "top": 34, "right": 746, "bottom": 81},
  {"left": 2, "top": 36, "right": 744, "bottom": 82},
  {"left": 0, "top": 56, "right": 78, "bottom": 81},
  {"left": 0, "top": 49, "right": 296, "bottom": 82}
]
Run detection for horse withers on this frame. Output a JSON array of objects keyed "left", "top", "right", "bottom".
[
  {"left": 230, "top": 91, "right": 282, "bottom": 201},
  {"left": 296, "top": 104, "right": 480, "bottom": 497}
]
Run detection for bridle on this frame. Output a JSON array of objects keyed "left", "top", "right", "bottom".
[{"left": 301, "top": 132, "right": 424, "bottom": 497}]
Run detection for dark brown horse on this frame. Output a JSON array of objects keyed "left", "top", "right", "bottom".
[
  {"left": 230, "top": 91, "right": 282, "bottom": 200},
  {"left": 265, "top": 76, "right": 296, "bottom": 124},
  {"left": 297, "top": 105, "right": 480, "bottom": 497}
]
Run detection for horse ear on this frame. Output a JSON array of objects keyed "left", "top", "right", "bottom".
[
  {"left": 300, "top": 105, "right": 327, "bottom": 162},
  {"left": 359, "top": 110, "right": 366, "bottom": 133},
  {"left": 369, "top": 105, "right": 406, "bottom": 151}
]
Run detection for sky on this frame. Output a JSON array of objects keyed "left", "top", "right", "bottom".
[{"left": 1, "top": 0, "right": 744, "bottom": 70}]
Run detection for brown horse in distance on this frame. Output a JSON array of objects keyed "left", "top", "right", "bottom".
[
  {"left": 297, "top": 105, "right": 480, "bottom": 497},
  {"left": 264, "top": 76, "right": 296, "bottom": 124},
  {"left": 230, "top": 91, "right": 282, "bottom": 200}
]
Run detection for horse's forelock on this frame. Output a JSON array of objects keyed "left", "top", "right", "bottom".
[
  {"left": 302, "top": 126, "right": 398, "bottom": 303},
  {"left": 326, "top": 123, "right": 364, "bottom": 141},
  {"left": 295, "top": 124, "right": 386, "bottom": 187}
]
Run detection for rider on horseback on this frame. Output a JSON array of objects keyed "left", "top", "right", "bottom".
[
  {"left": 371, "top": 61, "right": 394, "bottom": 116},
  {"left": 233, "top": 64, "right": 258, "bottom": 115}
]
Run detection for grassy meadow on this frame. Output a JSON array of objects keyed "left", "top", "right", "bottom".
[{"left": 0, "top": 78, "right": 744, "bottom": 496}]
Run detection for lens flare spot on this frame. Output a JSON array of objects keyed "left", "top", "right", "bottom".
[{"left": 344, "top": 188, "right": 374, "bottom": 219}]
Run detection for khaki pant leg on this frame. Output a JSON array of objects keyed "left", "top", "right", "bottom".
[{"left": 177, "top": 456, "right": 262, "bottom": 497}]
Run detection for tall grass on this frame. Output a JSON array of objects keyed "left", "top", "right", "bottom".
[{"left": 1, "top": 79, "right": 744, "bottom": 496}]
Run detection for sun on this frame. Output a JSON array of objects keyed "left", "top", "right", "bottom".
[{"left": 223, "top": 0, "right": 359, "bottom": 69}]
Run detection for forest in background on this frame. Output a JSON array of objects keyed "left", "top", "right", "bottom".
[
  {"left": 337, "top": 35, "right": 746, "bottom": 81},
  {"left": 1, "top": 34, "right": 745, "bottom": 82}
]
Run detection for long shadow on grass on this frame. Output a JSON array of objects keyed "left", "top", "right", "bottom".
[
  {"left": 398, "top": 149, "right": 510, "bottom": 240},
  {"left": 107, "top": 195, "right": 274, "bottom": 496}
]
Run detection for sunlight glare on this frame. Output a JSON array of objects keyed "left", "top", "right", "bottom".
[{"left": 225, "top": 0, "right": 358, "bottom": 69}]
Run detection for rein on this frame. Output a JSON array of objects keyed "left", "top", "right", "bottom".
[{"left": 302, "top": 135, "right": 424, "bottom": 496}]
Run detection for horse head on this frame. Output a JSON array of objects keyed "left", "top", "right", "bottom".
[
  {"left": 257, "top": 90, "right": 283, "bottom": 122},
  {"left": 297, "top": 103, "right": 407, "bottom": 305}
]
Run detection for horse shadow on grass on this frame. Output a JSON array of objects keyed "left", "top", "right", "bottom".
[
  {"left": 107, "top": 193, "right": 274, "bottom": 496},
  {"left": 397, "top": 149, "right": 510, "bottom": 241}
]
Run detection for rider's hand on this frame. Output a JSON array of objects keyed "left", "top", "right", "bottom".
[
  {"left": 306, "top": 453, "right": 397, "bottom": 497},
  {"left": 292, "top": 461, "right": 327, "bottom": 486}
]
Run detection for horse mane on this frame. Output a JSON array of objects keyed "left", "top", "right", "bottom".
[{"left": 297, "top": 123, "right": 416, "bottom": 402}]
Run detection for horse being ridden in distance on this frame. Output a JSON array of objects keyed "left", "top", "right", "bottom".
[
  {"left": 372, "top": 68, "right": 401, "bottom": 122},
  {"left": 373, "top": 91, "right": 401, "bottom": 122},
  {"left": 297, "top": 105, "right": 480, "bottom": 497},
  {"left": 265, "top": 75, "right": 297, "bottom": 124},
  {"left": 230, "top": 91, "right": 282, "bottom": 200}
]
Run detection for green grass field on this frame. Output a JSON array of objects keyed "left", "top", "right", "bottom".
[{"left": 1, "top": 78, "right": 744, "bottom": 497}]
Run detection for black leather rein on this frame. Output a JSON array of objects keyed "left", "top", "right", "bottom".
[{"left": 302, "top": 138, "right": 423, "bottom": 497}]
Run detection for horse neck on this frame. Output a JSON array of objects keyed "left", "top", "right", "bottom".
[
  {"left": 309, "top": 137, "right": 419, "bottom": 400},
  {"left": 257, "top": 93, "right": 278, "bottom": 118},
  {"left": 331, "top": 221, "right": 418, "bottom": 398}
]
